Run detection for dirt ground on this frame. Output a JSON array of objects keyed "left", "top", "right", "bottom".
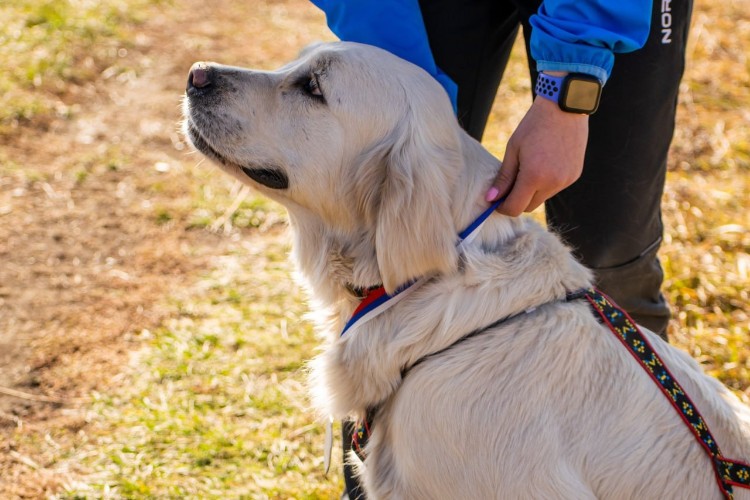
[{"left": 0, "top": 0, "right": 329, "bottom": 494}]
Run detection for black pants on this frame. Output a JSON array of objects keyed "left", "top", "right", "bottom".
[
  {"left": 418, "top": 0, "right": 692, "bottom": 336},
  {"left": 344, "top": 1, "right": 693, "bottom": 497}
]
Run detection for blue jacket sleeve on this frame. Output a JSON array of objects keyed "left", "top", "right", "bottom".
[
  {"left": 309, "top": 0, "right": 653, "bottom": 97},
  {"left": 308, "top": 0, "right": 458, "bottom": 109},
  {"left": 530, "top": 0, "right": 653, "bottom": 84}
]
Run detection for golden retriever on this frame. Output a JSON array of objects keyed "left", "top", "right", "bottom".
[{"left": 183, "top": 42, "right": 750, "bottom": 499}]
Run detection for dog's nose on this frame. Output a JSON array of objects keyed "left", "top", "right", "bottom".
[{"left": 187, "top": 63, "right": 212, "bottom": 93}]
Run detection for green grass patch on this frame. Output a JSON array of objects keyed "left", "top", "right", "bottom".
[
  {"left": 65, "top": 235, "right": 342, "bottom": 498},
  {"left": 0, "top": 0, "right": 162, "bottom": 133}
]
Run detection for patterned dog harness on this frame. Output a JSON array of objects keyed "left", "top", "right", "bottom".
[
  {"left": 586, "top": 289, "right": 750, "bottom": 499},
  {"left": 352, "top": 288, "right": 750, "bottom": 498}
]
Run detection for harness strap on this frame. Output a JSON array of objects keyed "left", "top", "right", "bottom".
[
  {"left": 403, "top": 288, "right": 589, "bottom": 377},
  {"left": 721, "top": 458, "right": 750, "bottom": 489},
  {"left": 350, "top": 287, "right": 750, "bottom": 500},
  {"left": 352, "top": 288, "right": 588, "bottom": 461},
  {"left": 351, "top": 409, "right": 375, "bottom": 462},
  {"left": 584, "top": 288, "right": 750, "bottom": 499}
]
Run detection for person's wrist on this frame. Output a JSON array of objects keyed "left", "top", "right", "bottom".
[{"left": 535, "top": 72, "right": 602, "bottom": 115}]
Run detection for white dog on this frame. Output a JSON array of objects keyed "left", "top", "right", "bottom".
[{"left": 183, "top": 42, "right": 750, "bottom": 499}]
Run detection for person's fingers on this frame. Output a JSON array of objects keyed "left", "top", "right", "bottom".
[
  {"left": 486, "top": 143, "right": 520, "bottom": 203},
  {"left": 524, "top": 190, "right": 551, "bottom": 213},
  {"left": 488, "top": 96, "right": 589, "bottom": 214},
  {"left": 496, "top": 175, "right": 537, "bottom": 216}
]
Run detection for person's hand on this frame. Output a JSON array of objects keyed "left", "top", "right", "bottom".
[{"left": 485, "top": 93, "right": 589, "bottom": 216}]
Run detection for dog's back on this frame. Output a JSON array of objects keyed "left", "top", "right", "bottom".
[{"left": 365, "top": 293, "right": 750, "bottom": 499}]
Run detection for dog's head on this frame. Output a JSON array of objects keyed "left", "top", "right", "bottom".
[{"left": 183, "top": 42, "right": 465, "bottom": 293}]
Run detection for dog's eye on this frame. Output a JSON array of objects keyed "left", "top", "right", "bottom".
[{"left": 304, "top": 74, "right": 324, "bottom": 98}]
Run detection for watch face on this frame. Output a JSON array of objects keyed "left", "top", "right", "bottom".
[{"left": 562, "top": 78, "right": 601, "bottom": 114}]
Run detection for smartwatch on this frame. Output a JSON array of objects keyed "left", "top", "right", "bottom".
[{"left": 535, "top": 72, "right": 602, "bottom": 115}]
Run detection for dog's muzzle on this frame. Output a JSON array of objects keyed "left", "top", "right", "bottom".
[{"left": 184, "top": 63, "right": 290, "bottom": 190}]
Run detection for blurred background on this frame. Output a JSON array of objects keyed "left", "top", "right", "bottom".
[{"left": 0, "top": 0, "right": 747, "bottom": 497}]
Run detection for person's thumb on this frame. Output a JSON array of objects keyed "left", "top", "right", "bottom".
[{"left": 485, "top": 145, "right": 519, "bottom": 202}]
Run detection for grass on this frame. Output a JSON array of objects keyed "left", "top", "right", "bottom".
[
  {"left": 0, "top": 0, "right": 748, "bottom": 497},
  {"left": 0, "top": 0, "right": 157, "bottom": 135},
  {"left": 662, "top": 170, "right": 750, "bottom": 389},
  {"left": 65, "top": 232, "right": 343, "bottom": 498}
]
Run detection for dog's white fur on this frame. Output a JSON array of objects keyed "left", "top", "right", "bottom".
[{"left": 184, "top": 42, "right": 750, "bottom": 499}]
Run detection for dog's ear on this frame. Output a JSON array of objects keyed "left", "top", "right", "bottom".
[{"left": 375, "top": 114, "right": 461, "bottom": 294}]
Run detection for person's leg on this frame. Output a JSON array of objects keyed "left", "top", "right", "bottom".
[
  {"left": 418, "top": 0, "right": 521, "bottom": 141},
  {"left": 519, "top": 0, "right": 693, "bottom": 337},
  {"left": 341, "top": 3, "right": 521, "bottom": 497}
]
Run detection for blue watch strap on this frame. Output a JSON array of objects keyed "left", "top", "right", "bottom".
[{"left": 535, "top": 73, "right": 565, "bottom": 104}]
